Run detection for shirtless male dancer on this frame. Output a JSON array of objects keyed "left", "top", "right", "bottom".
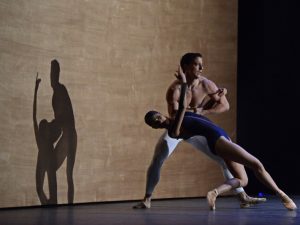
[{"left": 133, "top": 53, "right": 266, "bottom": 209}]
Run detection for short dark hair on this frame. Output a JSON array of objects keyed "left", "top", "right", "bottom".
[
  {"left": 180, "top": 53, "right": 202, "bottom": 68},
  {"left": 144, "top": 110, "right": 159, "bottom": 127}
]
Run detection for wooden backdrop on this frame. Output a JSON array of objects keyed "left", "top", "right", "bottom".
[{"left": 0, "top": 0, "right": 237, "bottom": 208}]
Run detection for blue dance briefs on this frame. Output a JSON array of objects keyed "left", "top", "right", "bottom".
[{"left": 170, "top": 111, "right": 230, "bottom": 154}]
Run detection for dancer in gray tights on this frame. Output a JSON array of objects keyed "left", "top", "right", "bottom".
[{"left": 133, "top": 131, "right": 266, "bottom": 209}]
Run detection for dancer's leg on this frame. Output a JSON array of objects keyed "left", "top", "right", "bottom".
[
  {"left": 207, "top": 160, "right": 261, "bottom": 210},
  {"left": 66, "top": 130, "right": 77, "bottom": 204},
  {"left": 47, "top": 161, "right": 57, "bottom": 204},
  {"left": 36, "top": 156, "right": 48, "bottom": 205},
  {"left": 53, "top": 129, "right": 77, "bottom": 204},
  {"left": 186, "top": 136, "right": 265, "bottom": 206},
  {"left": 186, "top": 136, "right": 245, "bottom": 193},
  {"left": 209, "top": 137, "right": 297, "bottom": 210},
  {"left": 133, "top": 131, "right": 181, "bottom": 209},
  {"left": 216, "top": 138, "right": 281, "bottom": 192}
]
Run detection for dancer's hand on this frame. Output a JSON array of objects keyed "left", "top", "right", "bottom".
[
  {"left": 208, "top": 88, "right": 227, "bottom": 102},
  {"left": 174, "top": 65, "right": 187, "bottom": 83},
  {"left": 35, "top": 72, "right": 41, "bottom": 86},
  {"left": 218, "top": 88, "right": 227, "bottom": 97}
]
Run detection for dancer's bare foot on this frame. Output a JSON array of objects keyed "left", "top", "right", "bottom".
[
  {"left": 278, "top": 191, "right": 297, "bottom": 211},
  {"left": 132, "top": 197, "right": 151, "bottom": 209},
  {"left": 207, "top": 189, "right": 218, "bottom": 210}
]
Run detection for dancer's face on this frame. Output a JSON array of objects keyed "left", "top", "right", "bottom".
[
  {"left": 184, "top": 57, "right": 203, "bottom": 79},
  {"left": 150, "top": 113, "right": 168, "bottom": 129}
]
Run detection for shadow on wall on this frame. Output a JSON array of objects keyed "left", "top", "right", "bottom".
[{"left": 33, "top": 60, "right": 77, "bottom": 205}]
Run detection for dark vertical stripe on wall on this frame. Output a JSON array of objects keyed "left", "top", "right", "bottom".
[{"left": 237, "top": 0, "right": 300, "bottom": 195}]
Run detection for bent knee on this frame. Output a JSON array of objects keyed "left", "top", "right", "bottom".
[
  {"left": 234, "top": 174, "right": 248, "bottom": 187},
  {"left": 239, "top": 177, "right": 248, "bottom": 187}
]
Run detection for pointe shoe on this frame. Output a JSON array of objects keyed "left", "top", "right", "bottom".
[
  {"left": 133, "top": 198, "right": 151, "bottom": 209},
  {"left": 207, "top": 189, "right": 218, "bottom": 210},
  {"left": 239, "top": 192, "right": 267, "bottom": 208},
  {"left": 279, "top": 192, "right": 297, "bottom": 211}
]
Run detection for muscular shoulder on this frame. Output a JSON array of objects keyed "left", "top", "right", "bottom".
[{"left": 201, "top": 77, "right": 218, "bottom": 94}]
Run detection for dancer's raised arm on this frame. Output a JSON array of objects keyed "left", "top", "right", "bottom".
[
  {"left": 169, "top": 66, "right": 187, "bottom": 138},
  {"left": 33, "top": 73, "right": 41, "bottom": 143}
]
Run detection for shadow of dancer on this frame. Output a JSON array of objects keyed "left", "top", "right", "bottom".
[
  {"left": 33, "top": 73, "right": 60, "bottom": 205},
  {"left": 51, "top": 59, "right": 77, "bottom": 204},
  {"left": 33, "top": 60, "right": 77, "bottom": 205}
]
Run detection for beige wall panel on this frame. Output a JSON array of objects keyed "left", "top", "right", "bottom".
[{"left": 0, "top": 0, "right": 237, "bottom": 207}]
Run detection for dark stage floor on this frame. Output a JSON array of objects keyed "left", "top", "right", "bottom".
[{"left": 0, "top": 196, "right": 299, "bottom": 225}]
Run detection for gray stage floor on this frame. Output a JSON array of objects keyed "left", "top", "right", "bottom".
[{"left": 0, "top": 196, "right": 299, "bottom": 225}]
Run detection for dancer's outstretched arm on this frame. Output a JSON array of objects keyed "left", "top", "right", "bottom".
[{"left": 33, "top": 73, "right": 41, "bottom": 143}]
